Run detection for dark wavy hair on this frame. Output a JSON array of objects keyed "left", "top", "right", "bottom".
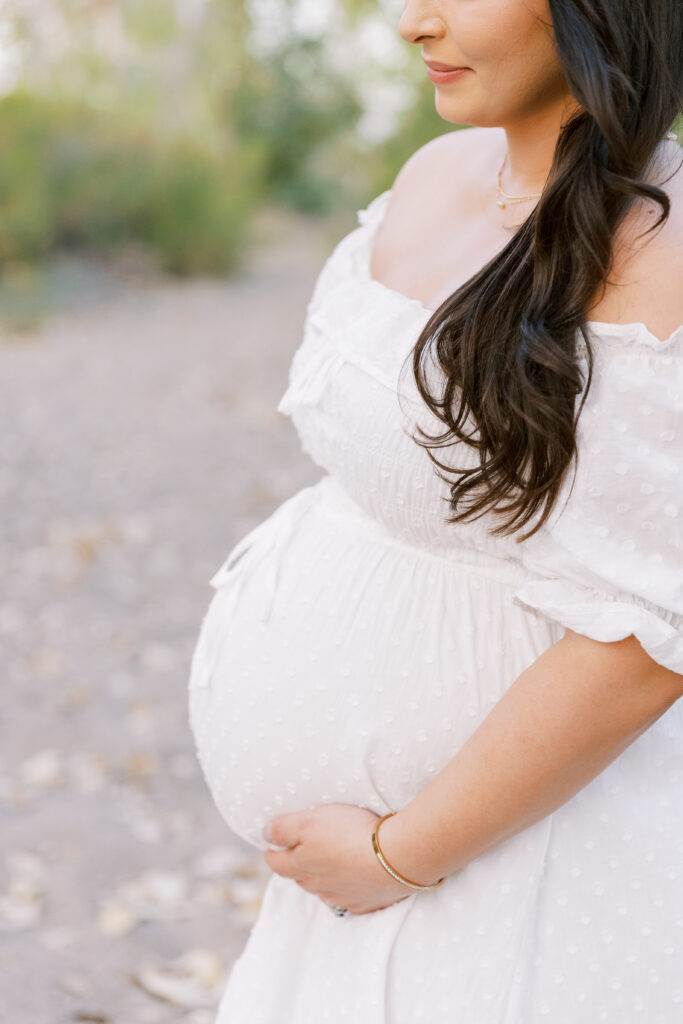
[{"left": 405, "top": 0, "right": 683, "bottom": 543}]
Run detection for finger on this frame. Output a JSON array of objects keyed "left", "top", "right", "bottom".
[
  {"left": 265, "top": 845, "right": 321, "bottom": 884},
  {"left": 264, "top": 848, "right": 300, "bottom": 879},
  {"left": 268, "top": 811, "right": 309, "bottom": 848}
]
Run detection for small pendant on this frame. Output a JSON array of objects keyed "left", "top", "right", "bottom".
[{"left": 496, "top": 199, "right": 506, "bottom": 209}]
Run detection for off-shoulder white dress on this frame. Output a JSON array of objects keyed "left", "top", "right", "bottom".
[{"left": 188, "top": 188, "right": 683, "bottom": 1024}]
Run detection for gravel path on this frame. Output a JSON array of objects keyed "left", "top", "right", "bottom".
[{"left": 0, "top": 202, "right": 348, "bottom": 1024}]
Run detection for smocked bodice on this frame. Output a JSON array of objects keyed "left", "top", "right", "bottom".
[{"left": 274, "top": 188, "right": 683, "bottom": 674}]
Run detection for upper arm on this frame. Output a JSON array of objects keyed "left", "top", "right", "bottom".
[
  {"left": 561, "top": 628, "right": 683, "bottom": 704},
  {"left": 511, "top": 343, "right": 683, "bottom": 684}
]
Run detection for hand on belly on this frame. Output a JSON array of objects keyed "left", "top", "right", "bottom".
[{"left": 263, "top": 803, "right": 411, "bottom": 915}]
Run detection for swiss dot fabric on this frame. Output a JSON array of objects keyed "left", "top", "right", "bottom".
[{"left": 188, "top": 188, "right": 683, "bottom": 1023}]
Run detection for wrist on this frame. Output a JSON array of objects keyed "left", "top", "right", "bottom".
[{"left": 375, "top": 808, "right": 449, "bottom": 888}]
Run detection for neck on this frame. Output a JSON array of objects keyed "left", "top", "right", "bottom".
[{"left": 501, "top": 97, "right": 581, "bottom": 196}]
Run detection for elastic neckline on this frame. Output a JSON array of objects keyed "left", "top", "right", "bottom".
[{"left": 358, "top": 188, "right": 683, "bottom": 351}]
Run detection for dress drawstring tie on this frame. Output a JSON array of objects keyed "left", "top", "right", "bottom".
[{"left": 193, "top": 483, "right": 324, "bottom": 691}]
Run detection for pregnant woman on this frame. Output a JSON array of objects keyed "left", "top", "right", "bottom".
[{"left": 188, "top": 1, "right": 683, "bottom": 1021}]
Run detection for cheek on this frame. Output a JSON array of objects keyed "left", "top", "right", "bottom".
[
  {"left": 501, "top": 39, "right": 568, "bottom": 113},
  {"left": 454, "top": 1, "right": 564, "bottom": 109}
]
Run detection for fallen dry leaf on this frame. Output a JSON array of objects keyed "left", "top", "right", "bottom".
[
  {"left": 18, "top": 748, "right": 64, "bottom": 789},
  {"left": 130, "top": 947, "right": 226, "bottom": 1009},
  {"left": 97, "top": 900, "right": 136, "bottom": 937},
  {"left": 0, "top": 849, "right": 46, "bottom": 930}
]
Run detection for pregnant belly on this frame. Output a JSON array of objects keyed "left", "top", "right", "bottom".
[{"left": 187, "top": 483, "right": 553, "bottom": 852}]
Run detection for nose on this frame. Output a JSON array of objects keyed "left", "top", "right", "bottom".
[{"left": 398, "top": 0, "right": 443, "bottom": 45}]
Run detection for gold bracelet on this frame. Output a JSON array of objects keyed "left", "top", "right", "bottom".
[{"left": 371, "top": 812, "right": 447, "bottom": 892}]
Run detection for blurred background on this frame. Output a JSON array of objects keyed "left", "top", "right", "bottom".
[
  {"left": 0, "top": 0, "right": 452, "bottom": 328},
  {"left": 0, "top": 2, "right": 454, "bottom": 1023}
]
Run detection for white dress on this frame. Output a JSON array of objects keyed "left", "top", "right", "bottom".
[{"left": 188, "top": 188, "right": 683, "bottom": 1023}]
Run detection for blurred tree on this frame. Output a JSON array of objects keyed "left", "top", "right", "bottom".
[
  {"left": 0, "top": 1, "right": 269, "bottom": 273},
  {"left": 0, "top": 0, "right": 469, "bottom": 271},
  {"left": 0, "top": 89, "right": 265, "bottom": 272},
  {"left": 231, "top": 33, "right": 363, "bottom": 211}
]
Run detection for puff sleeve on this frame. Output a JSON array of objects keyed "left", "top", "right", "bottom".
[
  {"left": 303, "top": 190, "right": 392, "bottom": 319},
  {"left": 512, "top": 339, "right": 683, "bottom": 676}
]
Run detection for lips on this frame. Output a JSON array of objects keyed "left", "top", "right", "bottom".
[{"left": 423, "top": 59, "right": 468, "bottom": 72}]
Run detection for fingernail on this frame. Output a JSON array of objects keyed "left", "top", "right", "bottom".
[{"left": 263, "top": 822, "right": 272, "bottom": 842}]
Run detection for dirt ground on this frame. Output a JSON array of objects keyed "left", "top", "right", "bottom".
[{"left": 0, "top": 202, "right": 353, "bottom": 1024}]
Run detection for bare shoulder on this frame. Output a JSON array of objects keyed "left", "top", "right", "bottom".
[
  {"left": 586, "top": 139, "right": 683, "bottom": 340},
  {"left": 372, "top": 126, "right": 500, "bottom": 254},
  {"left": 369, "top": 127, "right": 504, "bottom": 298},
  {"left": 388, "top": 125, "right": 501, "bottom": 200},
  {"left": 373, "top": 125, "right": 682, "bottom": 342}
]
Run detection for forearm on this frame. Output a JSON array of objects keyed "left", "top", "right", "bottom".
[{"left": 378, "top": 629, "right": 683, "bottom": 886}]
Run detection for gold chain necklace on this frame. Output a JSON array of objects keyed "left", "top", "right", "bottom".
[
  {"left": 496, "top": 150, "right": 543, "bottom": 209},
  {"left": 495, "top": 130, "right": 679, "bottom": 210}
]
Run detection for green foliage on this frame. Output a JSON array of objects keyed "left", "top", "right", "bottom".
[
  {"left": 121, "top": 0, "right": 177, "bottom": 48},
  {"left": 136, "top": 138, "right": 267, "bottom": 274},
  {"left": 0, "top": 90, "right": 267, "bottom": 275},
  {"left": 231, "top": 35, "right": 363, "bottom": 213},
  {"left": 0, "top": 93, "right": 54, "bottom": 262}
]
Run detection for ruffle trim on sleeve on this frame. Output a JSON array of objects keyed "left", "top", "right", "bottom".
[
  {"left": 512, "top": 578, "right": 683, "bottom": 676},
  {"left": 298, "top": 190, "right": 393, "bottom": 324}
]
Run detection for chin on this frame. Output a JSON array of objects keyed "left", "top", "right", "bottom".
[{"left": 433, "top": 94, "right": 486, "bottom": 128}]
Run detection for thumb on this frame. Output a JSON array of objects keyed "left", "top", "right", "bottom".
[{"left": 263, "top": 812, "right": 306, "bottom": 848}]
